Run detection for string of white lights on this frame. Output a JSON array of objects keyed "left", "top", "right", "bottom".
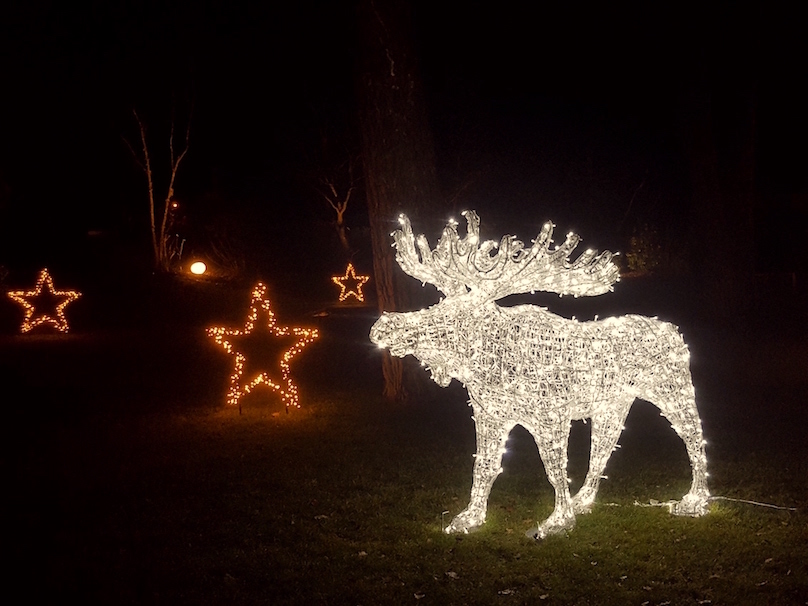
[
  {"left": 371, "top": 211, "right": 710, "bottom": 539},
  {"left": 708, "top": 496, "right": 797, "bottom": 511},
  {"left": 635, "top": 497, "right": 797, "bottom": 512}
]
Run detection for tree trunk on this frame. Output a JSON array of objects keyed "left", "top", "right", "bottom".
[
  {"left": 357, "top": 0, "right": 440, "bottom": 402},
  {"left": 335, "top": 212, "right": 351, "bottom": 253}
]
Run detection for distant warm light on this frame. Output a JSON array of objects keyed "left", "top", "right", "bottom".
[
  {"left": 370, "top": 211, "right": 709, "bottom": 539},
  {"left": 207, "top": 282, "right": 320, "bottom": 413},
  {"left": 7, "top": 268, "right": 82, "bottom": 333},
  {"left": 190, "top": 261, "right": 207, "bottom": 275},
  {"left": 332, "top": 263, "right": 370, "bottom": 302}
]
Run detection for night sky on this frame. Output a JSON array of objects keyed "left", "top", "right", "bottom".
[{"left": 1, "top": 1, "right": 806, "bottom": 277}]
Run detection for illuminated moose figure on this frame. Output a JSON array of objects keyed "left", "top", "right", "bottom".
[{"left": 370, "top": 211, "right": 709, "bottom": 539}]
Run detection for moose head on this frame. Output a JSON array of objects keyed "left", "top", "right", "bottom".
[
  {"left": 370, "top": 210, "right": 619, "bottom": 387},
  {"left": 371, "top": 211, "right": 710, "bottom": 539}
]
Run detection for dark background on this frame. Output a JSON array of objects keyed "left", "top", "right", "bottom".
[
  {"left": 0, "top": 0, "right": 806, "bottom": 289},
  {"left": 1, "top": 5, "right": 806, "bottom": 601}
]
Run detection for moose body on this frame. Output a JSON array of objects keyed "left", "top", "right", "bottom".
[{"left": 370, "top": 212, "right": 710, "bottom": 538}]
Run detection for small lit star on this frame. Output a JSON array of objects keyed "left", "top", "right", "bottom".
[
  {"left": 7, "top": 268, "right": 81, "bottom": 333},
  {"left": 332, "top": 263, "right": 370, "bottom": 302},
  {"left": 207, "top": 282, "right": 319, "bottom": 413}
]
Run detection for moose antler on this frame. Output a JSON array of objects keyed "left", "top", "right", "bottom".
[{"left": 392, "top": 211, "right": 620, "bottom": 299}]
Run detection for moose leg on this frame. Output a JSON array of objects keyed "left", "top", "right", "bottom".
[
  {"left": 646, "top": 377, "right": 710, "bottom": 516},
  {"left": 445, "top": 407, "right": 512, "bottom": 534},
  {"left": 572, "top": 399, "right": 634, "bottom": 514},
  {"left": 659, "top": 401, "right": 710, "bottom": 516},
  {"left": 530, "top": 415, "right": 576, "bottom": 539}
]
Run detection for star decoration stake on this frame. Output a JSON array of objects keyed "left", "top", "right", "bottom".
[
  {"left": 7, "top": 268, "right": 82, "bottom": 333},
  {"left": 332, "top": 263, "right": 370, "bottom": 302},
  {"left": 207, "top": 282, "right": 319, "bottom": 413}
]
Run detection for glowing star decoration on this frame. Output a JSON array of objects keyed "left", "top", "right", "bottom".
[
  {"left": 332, "top": 263, "right": 370, "bottom": 302},
  {"left": 7, "top": 268, "right": 82, "bottom": 333},
  {"left": 370, "top": 211, "right": 710, "bottom": 539},
  {"left": 207, "top": 282, "right": 319, "bottom": 414}
]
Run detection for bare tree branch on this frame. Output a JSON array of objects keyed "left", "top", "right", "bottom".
[
  {"left": 314, "top": 156, "right": 356, "bottom": 252},
  {"left": 125, "top": 107, "right": 191, "bottom": 271}
]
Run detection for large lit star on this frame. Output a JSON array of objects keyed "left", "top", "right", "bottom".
[
  {"left": 7, "top": 268, "right": 82, "bottom": 333},
  {"left": 332, "top": 263, "right": 370, "bottom": 302},
  {"left": 207, "top": 282, "right": 319, "bottom": 413}
]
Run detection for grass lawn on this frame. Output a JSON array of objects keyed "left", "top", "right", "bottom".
[{"left": 1, "top": 279, "right": 807, "bottom": 605}]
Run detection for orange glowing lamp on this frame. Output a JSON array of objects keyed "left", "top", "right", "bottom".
[
  {"left": 7, "top": 268, "right": 82, "bottom": 333},
  {"left": 190, "top": 261, "right": 207, "bottom": 275}
]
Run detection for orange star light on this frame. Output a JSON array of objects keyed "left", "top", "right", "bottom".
[
  {"left": 332, "top": 263, "right": 370, "bottom": 302},
  {"left": 207, "top": 282, "right": 319, "bottom": 413},
  {"left": 7, "top": 268, "right": 82, "bottom": 333}
]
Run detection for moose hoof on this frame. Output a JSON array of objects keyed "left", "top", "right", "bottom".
[
  {"left": 571, "top": 488, "right": 597, "bottom": 515},
  {"left": 444, "top": 511, "right": 485, "bottom": 534},
  {"left": 527, "top": 512, "right": 576, "bottom": 540},
  {"left": 672, "top": 492, "right": 710, "bottom": 517}
]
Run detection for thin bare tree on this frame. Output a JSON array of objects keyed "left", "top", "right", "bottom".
[
  {"left": 124, "top": 108, "right": 191, "bottom": 271},
  {"left": 314, "top": 157, "right": 356, "bottom": 253}
]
